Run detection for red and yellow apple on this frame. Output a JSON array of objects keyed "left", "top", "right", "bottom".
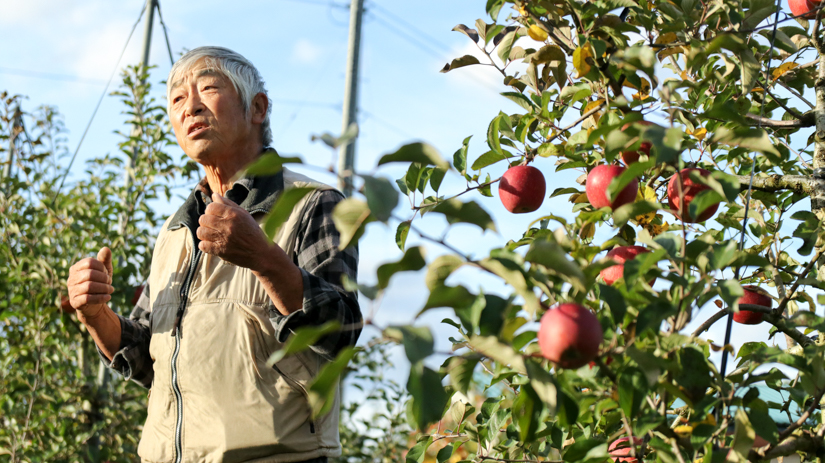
[
  {"left": 600, "top": 246, "right": 652, "bottom": 286},
  {"left": 667, "top": 168, "right": 719, "bottom": 223},
  {"left": 609, "top": 437, "right": 643, "bottom": 463},
  {"left": 790, "top": 0, "right": 821, "bottom": 18},
  {"left": 499, "top": 165, "right": 546, "bottom": 213},
  {"left": 734, "top": 285, "right": 771, "bottom": 325},
  {"left": 537, "top": 303, "right": 603, "bottom": 369},
  {"left": 585, "top": 165, "right": 639, "bottom": 210}
]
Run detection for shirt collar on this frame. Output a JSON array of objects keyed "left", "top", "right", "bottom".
[{"left": 167, "top": 148, "right": 286, "bottom": 233}]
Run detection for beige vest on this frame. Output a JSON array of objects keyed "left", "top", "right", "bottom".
[{"left": 138, "top": 169, "right": 341, "bottom": 463}]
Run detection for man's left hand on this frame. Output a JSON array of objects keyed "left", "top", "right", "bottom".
[{"left": 197, "top": 193, "right": 273, "bottom": 270}]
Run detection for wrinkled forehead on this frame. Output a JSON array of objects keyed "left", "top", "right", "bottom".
[{"left": 169, "top": 66, "right": 224, "bottom": 93}]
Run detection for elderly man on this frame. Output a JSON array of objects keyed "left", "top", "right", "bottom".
[{"left": 66, "top": 46, "right": 361, "bottom": 463}]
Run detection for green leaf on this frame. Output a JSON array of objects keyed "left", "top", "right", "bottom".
[
  {"left": 396, "top": 220, "right": 411, "bottom": 251},
  {"left": 564, "top": 439, "right": 606, "bottom": 461},
  {"left": 487, "top": 114, "right": 503, "bottom": 155},
  {"left": 471, "top": 150, "right": 511, "bottom": 170},
  {"left": 441, "top": 55, "right": 482, "bottom": 73},
  {"left": 378, "top": 142, "right": 450, "bottom": 170},
  {"left": 362, "top": 175, "right": 399, "bottom": 222},
  {"left": 407, "top": 363, "right": 450, "bottom": 431},
  {"left": 718, "top": 279, "right": 744, "bottom": 307},
  {"left": 431, "top": 199, "right": 497, "bottom": 232},
  {"left": 307, "top": 346, "right": 357, "bottom": 417},
  {"left": 266, "top": 320, "right": 342, "bottom": 366},
  {"left": 730, "top": 409, "right": 756, "bottom": 459},
  {"left": 709, "top": 127, "right": 781, "bottom": 158},
  {"left": 599, "top": 283, "right": 627, "bottom": 322},
  {"left": 262, "top": 187, "right": 317, "bottom": 240},
  {"left": 406, "top": 436, "right": 433, "bottom": 463},
  {"left": 524, "top": 239, "right": 586, "bottom": 292},
  {"left": 424, "top": 285, "right": 476, "bottom": 310},
  {"left": 448, "top": 356, "right": 479, "bottom": 394},
  {"left": 738, "top": 49, "right": 760, "bottom": 95},
  {"left": 686, "top": 189, "right": 724, "bottom": 222},
  {"left": 385, "top": 325, "right": 434, "bottom": 364},
  {"left": 453, "top": 136, "right": 471, "bottom": 176},
  {"left": 377, "top": 246, "right": 426, "bottom": 289},
  {"left": 452, "top": 24, "right": 479, "bottom": 43},
  {"left": 467, "top": 335, "right": 526, "bottom": 374},
  {"left": 241, "top": 150, "right": 303, "bottom": 176},
  {"left": 512, "top": 384, "right": 543, "bottom": 442},
  {"left": 430, "top": 167, "right": 447, "bottom": 192},
  {"left": 332, "top": 198, "right": 375, "bottom": 250},
  {"left": 618, "top": 367, "right": 648, "bottom": 418},
  {"left": 607, "top": 160, "right": 653, "bottom": 201},
  {"left": 496, "top": 29, "right": 519, "bottom": 63},
  {"left": 501, "top": 92, "right": 535, "bottom": 111},
  {"left": 426, "top": 254, "right": 466, "bottom": 289},
  {"left": 524, "top": 359, "right": 558, "bottom": 412}
]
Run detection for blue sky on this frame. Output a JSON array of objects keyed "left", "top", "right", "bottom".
[{"left": 1, "top": 0, "right": 805, "bottom": 385}]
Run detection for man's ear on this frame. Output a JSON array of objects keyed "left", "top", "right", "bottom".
[{"left": 250, "top": 92, "right": 268, "bottom": 124}]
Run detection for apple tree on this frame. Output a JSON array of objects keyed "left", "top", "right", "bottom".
[
  {"left": 263, "top": 0, "right": 825, "bottom": 462},
  {"left": 0, "top": 66, "right": 196, "bottom": 461}
]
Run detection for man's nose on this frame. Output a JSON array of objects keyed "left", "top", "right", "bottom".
[{"left": 184, "top": 92, "right": 204, "bottom": 116}]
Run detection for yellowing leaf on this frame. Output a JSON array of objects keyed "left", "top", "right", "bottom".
[
  {"left": 528, "top": 24, "right": 548, "bottom": 42},
  {"left": 658, "top": 46, "right": 685, "bottom": 61},
  {"left": 584, "top": 99, "right": 605, "bottom": 124},
  {"left": 625, "top": 78, "right": 651, "bottom": 101},
  {"left": 518, "top": 4, "right": 527, "bottom": 15},
  {"left": 686, "top": 127, "right": 707, "bottom": 142},
  {"left": 680, "top": 70, "right": 690, "bottom": 81},
  {"left": 580, "top": 221, "right": 596, "bottom": 240},
  {"left": 751, "top": 87, "right": 764, "bottom": 93},
  {"left": 655, "top": 32, "right": 678, "bottom": 44},
  {"left": 570, "top": 193, "right": 590, "bottom": 204},
  {"left": 772, "top": 62, "right": 799, "bottom": 81},
  {"left": 573, "top": 45, "right": 593, "bottom": 78}
]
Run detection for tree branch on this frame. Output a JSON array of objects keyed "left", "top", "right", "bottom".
[
  {"left": 734, "top": 174, "right": 813, "bottom": 194},
  {"left": 749, "top": 431, "right": 822, "bottom": 461},
  {"left": 691, "top": 304, "right": 811, "bottom": 346},
  {"left": 774, "top": 249, "right": 823, "bottom": 316},
  {"left": 745, "top": 113, "right": 814, "bottom": 128}
]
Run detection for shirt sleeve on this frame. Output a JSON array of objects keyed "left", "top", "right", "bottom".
[
  {"left": 96, "top": 282, "right": 154, "bottom": 389},
  {"left": 269, "top": 189, "right": 362, "bottom": 360}
]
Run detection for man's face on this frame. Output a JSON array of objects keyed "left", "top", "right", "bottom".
[{"left": 168, "top": 61, "right": 255, "bottom": 164}]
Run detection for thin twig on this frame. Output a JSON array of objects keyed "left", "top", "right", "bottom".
[{"left": 774, "top": 249, "right": 823, "bottom": 315}]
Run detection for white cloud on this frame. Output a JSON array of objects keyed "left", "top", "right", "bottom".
[{"left": 290, "top": 39, "right": 324, "bottom": 65}]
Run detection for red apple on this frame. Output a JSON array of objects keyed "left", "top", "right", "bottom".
[
  {"left": 621, "top": 121, "right": 653, "bottom": 165},
  {"left": 537, "top": 303, "right": 603, "bottom": 369},
  {"left": 734, "top": 285, "right": 771, "bottom": 325},
  {"left": 790, "top": 0, "right": 821, "bottom": 18},
  {"left": 499, "top": 165, "right": 546, "bottom": 213},
  {"left": 585, "top": 165, "right": 639, "bottom": 210},
  {"left": 609, "top": 437, "right": 643, "bottom": 463},
  {"left": 131, "top": 285, "right": 145, "bottom": 307},
  {"left": 667, "top": 168, "right": 719, "bottom": 223},
  {"left": 600, "top": 246, "right": 652, "bottom": 286}
]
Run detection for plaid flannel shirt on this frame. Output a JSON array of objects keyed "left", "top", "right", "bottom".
[{"left": 100, "top": 171, "right": 361, "bottom": 391}]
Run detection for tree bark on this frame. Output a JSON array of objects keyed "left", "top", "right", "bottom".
[{"left": 734, "top": 175, "right": 813, "bottom": 194}]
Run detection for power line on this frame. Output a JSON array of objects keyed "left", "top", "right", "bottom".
[
  {"left": 369, "top": 3, "right": 452, "bottom": 55},
  {"left": 0, "top": 66, "right": 107, "bottom": 85},
  {"left": 156, "top": 0, "right": 175, "bottom": 65},
  {"left": 53, "top": 3, "right": 148, "bottom": 203}
]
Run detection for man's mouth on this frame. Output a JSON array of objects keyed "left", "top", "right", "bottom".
[{"left": 188, "top": 122, "right": 209, "bottom": 136}]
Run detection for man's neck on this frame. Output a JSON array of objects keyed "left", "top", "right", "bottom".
[{"left": 202, "top": 145, "right": 263, "bottom": 196}]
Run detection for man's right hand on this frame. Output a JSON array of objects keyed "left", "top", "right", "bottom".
[{"left": 67, "top": 247, "right": 115, "bottom": 319}]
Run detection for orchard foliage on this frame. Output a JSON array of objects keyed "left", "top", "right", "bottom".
[
  {"left": 0, "top": 66, "right": 195, "bottom": 461},
  {"left": 266, "top": 0, "right": 825, "bottom": 462}
]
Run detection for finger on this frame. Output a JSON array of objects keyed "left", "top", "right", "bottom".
[
  {"left": 76, "top": 281, "right": 115, "bottom": 295},
  {"left": 97, "top": 247, "right": 114, "bottom": 278},
  {"left": 71, "top": 257, "right": 107, "bottom": 274},
  {"left": 198, "top": 213, "right": 223, "bottom": 229},
  {"left": 198, "top": 240, "right": 219, "bottom": 255},
  {"left": 196, "top": 226, "right": 222, "bottom": 243},
  {"left": 69, "top": 269, "right": 111, "bottom": 286},
  {"left": 204, "top": 201, "right": 234, "bottom": 218},
  {"left": 72, "top": 293, "right": 112, "bottom": 307},
  {"left": 212, "top": 192, "right": 239, "bottom": 207}
]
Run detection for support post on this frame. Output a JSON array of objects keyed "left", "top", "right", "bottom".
[{"left": 337, "top": 0, "right": 365, "bottom": 197}]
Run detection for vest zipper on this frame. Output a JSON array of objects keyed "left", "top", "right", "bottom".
[
  {"left": 272, "top": 363, "right": 316, "bottom": 433},
  {"left": 170, "top": 247, "right": 202, "bottom": 463}
]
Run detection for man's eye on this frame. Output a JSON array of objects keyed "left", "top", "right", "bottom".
[{"left": 173, "top": 95, "right": 183, "bottom": 103}]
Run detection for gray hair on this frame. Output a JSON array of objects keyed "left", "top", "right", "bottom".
[{"left": 167, "top": 46, "right": 272, "bottom": 146}]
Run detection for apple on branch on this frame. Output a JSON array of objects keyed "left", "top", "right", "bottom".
[
  {"left": 498, "top": 165, "right": 546, "bottom": 213},
  {"left": 667, "top": 168, "right": 719, "bottom": 223},
  {"left": 600, "top": 245, "right": 653, "bottom": 286},
  {"left": 789, "top": 0, "right": 822, "bottom": 19},
  {"left": 734, "top": 285, "right": 772, "bottom": 325},
  {"left": 585, "top": 165, "right": 639, "bottom": 211},
  {"left": 537, "top": 303, "right": 603, "bottom": 369}
]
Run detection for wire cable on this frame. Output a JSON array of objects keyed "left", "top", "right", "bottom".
[
  {"left": 369, "top": 3, "right": 452, "bottom": 55},
  {"left": 156, "top": 0, "right": 176, "bottom": 65},
  {"left": 0, "top": 66, "right": 108, "bottom": 85},
  {"left": 52, "top": 3, "right": 148, "bottom": 205},
  {"left": 718, "top": 0, "right": 784, "bottom": 383}
]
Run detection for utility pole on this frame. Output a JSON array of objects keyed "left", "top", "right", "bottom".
[
  {"left": 3, "top": 104, "right": 21, "bottom": 180},
  {"left": 337, "top": 0, "right": 365, "bottom": 197}
]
